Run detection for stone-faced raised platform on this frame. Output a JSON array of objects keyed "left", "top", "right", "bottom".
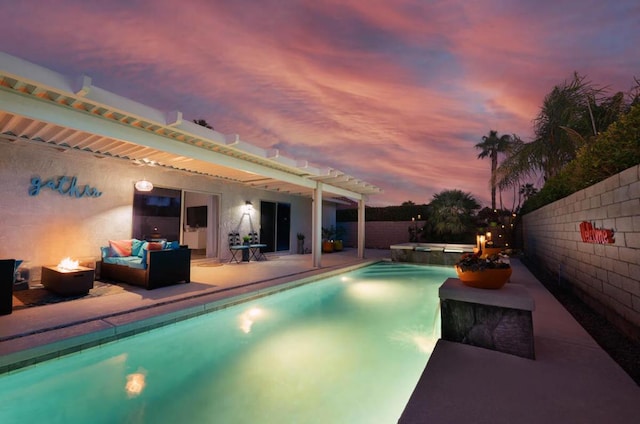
[
  {"left": 439, "top": 277, "right": 535, "bottom": 359},
  {"left": 390, "top": 243, "right": 475, "bottom": 265}
]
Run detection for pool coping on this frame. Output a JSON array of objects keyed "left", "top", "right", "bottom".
[{"left": 0, "top": 260, "right": 376, "bottom": 374}]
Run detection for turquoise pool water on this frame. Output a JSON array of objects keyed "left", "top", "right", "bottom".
[{"left": 0, "top": 262, "right": 455, "bottom": 423}]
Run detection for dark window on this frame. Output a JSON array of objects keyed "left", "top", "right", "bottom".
[{"left": 132, "top": 187, "right": 181, "bottom": 241}]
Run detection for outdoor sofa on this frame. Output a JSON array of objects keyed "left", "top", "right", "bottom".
[{"left": 100, "top": 239, "right": 191, "bottom": 290}]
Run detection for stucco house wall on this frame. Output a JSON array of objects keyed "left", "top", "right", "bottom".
[
  {"left": 0, "top": 140, "right": 312, "bottom": 281},
  {"left": 522, "top": 165, "right": 640, "bottom": 340}
]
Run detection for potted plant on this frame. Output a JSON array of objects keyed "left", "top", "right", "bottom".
[
  {"left": 322, "top": 226, "right": 334, "bottom": 253},
  {"left": 454, "top": 252, "right": 511, "bottom": 289},
  {"left": 241, "top": 235, "right": 251, "bottom": 261},
  {"left": 333, "top": 226, "right": 345, "bottom": 251},
  {"left": 296, "top": 233, "right": 305, "bottom": 254}
]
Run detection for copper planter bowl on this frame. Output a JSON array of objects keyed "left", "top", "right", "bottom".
[{"left": 454, "top": 266, "right": 512, "bottom": 289}]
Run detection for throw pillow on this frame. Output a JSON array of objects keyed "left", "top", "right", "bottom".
[
  {"left": 100, "top": 246, "right": 111, "bottom": 258},
  {"left": 147, "top": 242, "right": 163, "bottom": 251},
  {"left": 109, "top": 239, "right": 132, "bottom": 257},
  {"left": 131, "top": 238, "right": 144, "bottom": 257},
  {"left": 138, "top": 242, "right": 149, "bottom": 257}
]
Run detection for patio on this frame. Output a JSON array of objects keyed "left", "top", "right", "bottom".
[{"left": 1, "top": 249, "right": 638, "bottom": 423}]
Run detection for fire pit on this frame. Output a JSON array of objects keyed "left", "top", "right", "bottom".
[{"left": 41, "top": 257, "right": 95, "bottom": 296}]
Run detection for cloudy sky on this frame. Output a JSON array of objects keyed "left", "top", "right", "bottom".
[{"left": 1, "top": 0, "right": 638, "bottom": 207}]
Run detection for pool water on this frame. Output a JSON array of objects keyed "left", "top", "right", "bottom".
[{"left": 0, "top": 262, "right": 454, "bottom": 423}]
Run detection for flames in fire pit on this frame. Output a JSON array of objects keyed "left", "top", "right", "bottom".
[{"left": 57, "top": 257, "right": 79, "bottom": 271}]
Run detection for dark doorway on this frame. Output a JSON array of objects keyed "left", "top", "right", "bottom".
[
  {"left": 276, "top": 203, "right": 291, "bottom": 251},
  {"left": 260, "top": 202, "right": 276, "bottom": 252},
  {"left": 260, "top": 201, "right": 291, "bottom": 252},
  {"left": 183, "top": 191, "right": 220, "bottom": 260}
]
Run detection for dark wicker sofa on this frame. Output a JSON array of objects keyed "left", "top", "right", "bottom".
[{"left": 100, "top": 245, "right": 191, "bottom": 290}]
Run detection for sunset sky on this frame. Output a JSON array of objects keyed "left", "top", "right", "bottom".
[{"left": 1, "top": 0, "right": 638, "bottom": 207}]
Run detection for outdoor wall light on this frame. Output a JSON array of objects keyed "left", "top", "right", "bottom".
[
  {"left": 243, "top": 201, "right": 253, "bottom": 214},
  {"left": 135, "top": 179, "right": 153, "bottom": 192}
]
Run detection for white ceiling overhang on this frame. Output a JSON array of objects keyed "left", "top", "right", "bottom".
[{"left": 0, "top": 52, "right": 382, "bottom": 201}]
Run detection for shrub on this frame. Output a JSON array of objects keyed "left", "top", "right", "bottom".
[{"left": 522, "top": 103, "right": 640, "bottom": 214}]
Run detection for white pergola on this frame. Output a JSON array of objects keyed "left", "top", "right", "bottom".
[{"left": 0, "top": 52, "right": 381, "bottom": 267}]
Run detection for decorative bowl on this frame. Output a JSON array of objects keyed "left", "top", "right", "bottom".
[{"left": 454, "top": 266, "right": 512, "bottom": 289}]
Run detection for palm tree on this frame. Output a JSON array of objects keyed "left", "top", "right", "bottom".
[
  {"left": 497, "top": 74, "right": 637, "bottom": 216},
  {"left": 193, "top": 119, "right": 213, "bottom": 130},
  {"left": 517, "top": 183, "right": 537, "bottom": 211},
  {"left": 425, "top": 189, "right": 480, "bottom": 242},
  {"left": 497, "top": 73, "right": 605, "bottom": 187},
  {"left": 519, "top": 183, "right": 537, "bottom": 199},
  {"left": 475, "top": 130, "right": 514, "bottom": 210}
]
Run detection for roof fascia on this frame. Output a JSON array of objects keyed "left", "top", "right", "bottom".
[{"left": 0, "top": 88, "right": 318, "bottom": 189}]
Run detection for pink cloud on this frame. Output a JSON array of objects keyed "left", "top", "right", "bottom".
[{"left": 0, "top": 0, "right": 637, "bottom": 207}]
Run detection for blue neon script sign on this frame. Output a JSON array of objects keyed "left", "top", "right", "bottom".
[{"left": 29, "top": 175, "right": 102, "bottom": 198}]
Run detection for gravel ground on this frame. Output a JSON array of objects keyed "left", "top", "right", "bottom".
[{"left": 521, "top": 257, "right": 640, "bottom": 386}]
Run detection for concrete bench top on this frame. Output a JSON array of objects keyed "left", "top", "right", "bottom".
[
  {"left": 414, "top": 246, "right": 432, "bottom": 252},
  {"left": 389, "top": 244, "right": 416, "bottom": 250},
  {"left": 439, "top": 277, "right": 535, "bottom": 311},
  {"left": 390, "top": 243, "right": 475, "bottom": 252}
]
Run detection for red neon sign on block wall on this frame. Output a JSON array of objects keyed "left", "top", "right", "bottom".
[{"left": 579, "top": 221, "right": 615, "bottom": 244}]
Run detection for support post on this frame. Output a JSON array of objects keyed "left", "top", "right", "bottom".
[
  {"left": 312, "top": 182, "right": 323, "bottom": 268},
  {"left": 357, "top": 197, "right": 366, "bottom": 259}
]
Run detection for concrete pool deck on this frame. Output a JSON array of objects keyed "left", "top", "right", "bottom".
[
  {"left": 399, "top": 257, "right": 639, "bottom": 424},
  {"left": 1, "top": 249, "right": 638, "bottom": 423}
]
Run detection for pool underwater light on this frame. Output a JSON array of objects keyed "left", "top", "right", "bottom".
[{"left": 240, "top": 307, "right": 263, "bottom": 333}]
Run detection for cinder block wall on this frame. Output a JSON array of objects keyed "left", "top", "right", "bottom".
[{"left": 523, "top": 165, "right": 640, "bottom": 340}]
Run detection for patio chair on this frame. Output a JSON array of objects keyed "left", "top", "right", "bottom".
[
  {"left": 248, "top": 232, "right": 267, "bottom": 261},
  {"left": 228, "top": 232, "right": 249, "bottom": 263}
]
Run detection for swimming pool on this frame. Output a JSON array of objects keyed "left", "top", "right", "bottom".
[{"left": 0, "top": 262, "right": 454, "bottom": 423}]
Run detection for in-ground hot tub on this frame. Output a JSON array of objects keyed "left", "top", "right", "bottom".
[{"left": 390, "top": 243, "right": 475, "bottom": 265}]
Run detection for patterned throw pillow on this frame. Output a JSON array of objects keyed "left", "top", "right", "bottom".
[
  {"left": 109, "top": 239, "right": 133, "bottom": 257},
  {"left": 147, "top": 242, "right": 163, "bottom": 251}
]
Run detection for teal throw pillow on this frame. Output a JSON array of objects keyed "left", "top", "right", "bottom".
[{"left": 131, "top": 239, "right": 144, "bottom": 257}]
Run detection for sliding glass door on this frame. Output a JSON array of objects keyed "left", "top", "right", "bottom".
[{"left": 260, "top": 201, "right": 291, "bottom": 252}]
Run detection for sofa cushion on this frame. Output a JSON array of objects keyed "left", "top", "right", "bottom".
[
  {"left": 103, "top": 256, "right": 145, "bottom": 269},
  {"left": 109, "top": 239, "right": 132, "bottom": 257},
  {"left": 131, "top": 238, "right": 145, "bottom": 257}
]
